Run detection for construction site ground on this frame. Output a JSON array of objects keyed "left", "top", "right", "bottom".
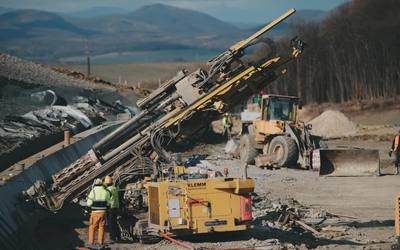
[
  {"left": 35, "top": 116, "right": 399, "bottom": 250},
  {"left": 3, "top": 54, "right": 399, "bottom": 249}
]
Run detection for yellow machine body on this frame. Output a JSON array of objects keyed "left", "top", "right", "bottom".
[
  {"left": 146, "top": 173, "right": 255, "bottom": 236},
  {"left": 253, "top": 94, "right": 300, "bottom": 142}
]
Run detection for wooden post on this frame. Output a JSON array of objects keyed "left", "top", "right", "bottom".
[
  {"left": 85, "top": 37, "right": 91, "bottom": 75},
  {"left": 64, "top": 130, "right": 70, "bottom": 146}
]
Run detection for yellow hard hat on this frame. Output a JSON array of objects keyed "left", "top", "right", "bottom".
[
  {"left": 94, "top": 178, "right": 103, "bottom": 185},
  {"left": 104, "top": 176, "right": 113, "bottom": 184}
]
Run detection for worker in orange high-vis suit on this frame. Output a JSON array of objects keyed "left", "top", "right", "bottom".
[
  {"left": 389, "top": 130, "right": 400, "bottom": 175},
  {"left": 86, "top": 178, "right": 111, "bottom": 245}
]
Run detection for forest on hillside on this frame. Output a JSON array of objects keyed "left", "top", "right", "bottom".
[{"left": 257, "top": 0, "right": 400, "bottom": 104}]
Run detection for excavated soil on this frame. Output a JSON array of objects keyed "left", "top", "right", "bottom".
[
  {"left": 308, "top": 110, "right": 359, "bottom": 138},
  {"left": 0, "top": 54, "right": 143, "bottom": 119},
  {"left": 0, "top": 54, "right": 144, "bottom": 166}
]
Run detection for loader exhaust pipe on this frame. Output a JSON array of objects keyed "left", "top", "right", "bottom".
[
  {"left": 242, "top": 162, "right": 248, "bottom": 179},
  {"left": 315, "top": 149, "right": 380, "bottom": 177}
]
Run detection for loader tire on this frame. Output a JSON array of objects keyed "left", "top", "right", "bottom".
[
  {"left": 267, "top": 136, "right": 298, "bottom": 168},
  {"left": 240, "top": 133, "right": 258, "bottom": 164}
]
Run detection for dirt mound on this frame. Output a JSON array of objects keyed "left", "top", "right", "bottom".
[
  {"left": 48, "top": 67, "right": 115, "bottom": 86},
  {"left": 0, "top": 54, "right": 145, "bottom": 168},
  {"left": 0, "top": 54, "right": 146, "bottom": 119},
  {"left": 0, "top": 54, "right": 112, "bottom": 90},
  {"left": 49, "top": 66, "right": 152, "bottom": 97},
  {"left": 309, "top": 110, "right": 359, "bottom": 138}
]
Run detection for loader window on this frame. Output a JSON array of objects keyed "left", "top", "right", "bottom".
[{"left": 266, "top": 98, "right": 296, "bottom": 121}]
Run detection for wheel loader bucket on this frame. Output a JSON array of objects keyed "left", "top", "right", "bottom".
[{"left": 313, "top": 149, "right": 380, "bottom": 177}]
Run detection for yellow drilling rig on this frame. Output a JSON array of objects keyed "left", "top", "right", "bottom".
[{"left": 25, "top": 8, "right": 307, "bottom": 242}]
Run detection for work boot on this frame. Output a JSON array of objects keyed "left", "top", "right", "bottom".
[
  {"left": 105, "top": 238, "right": 115, "bottom": 244},
  {"left": 84, "top": 242, "right": 95, "bottom": 248},
  {"left": 396, "top": 167, "right": 399, "bottom": 175}
]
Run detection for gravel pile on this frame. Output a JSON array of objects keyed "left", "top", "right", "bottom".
[
  {"left": 0, "top": 53, "right": 113, "bottom": 90},
  {"left": 308, "top": 110, "right": 359, "bottom": 138}
]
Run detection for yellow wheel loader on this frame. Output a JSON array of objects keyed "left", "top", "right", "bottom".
[
  {"left": 240, "top": 94, "right": 326, "bottom": 169},
  {"left": 240, "top": 94, "right": 380, "bottom": 176}
]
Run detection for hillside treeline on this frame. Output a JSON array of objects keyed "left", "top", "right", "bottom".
[{"left": 259, "top": 0, "right": 400, "bottom": 103}]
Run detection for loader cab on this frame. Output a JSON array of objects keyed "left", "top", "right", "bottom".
[{"left": 261, "top": 95, "right": 300, "bottom": 122}]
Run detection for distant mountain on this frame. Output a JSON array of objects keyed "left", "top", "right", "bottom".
[
  {"left": 228, "top": 22, "right": 262, "bottom": 30},
  {"left": 0, "top": 7, "right": 15, "bottom": 15},
  {"left": 291, "top": 10, "right": 328, "bottom": 22},
  {"left": 64, "top": 6, "right": 128, "bottom": 19},
  {"left": 251, "top": 21, "right": 291, "bottom": 32},
  {"left": 76, "top": 3, "right": 238, "bottom": 34},
  {"left": 0, "top": 9, "right": 97, "bottom": 41},
  {"left": 0, "top": 5, "right": 332, "bottom": 64}
]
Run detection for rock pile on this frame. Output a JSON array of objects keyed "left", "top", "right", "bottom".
[
  {"left": 308, "top": 110, "right": 359, "bottom": 138},
  {"left": 0, "top": 54, "right": 143, "bottom": 168},
  {"left": 0, "top": 54, "right": 109, "bottom": 89}
]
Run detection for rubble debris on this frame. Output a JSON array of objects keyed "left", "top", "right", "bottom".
[
  {"left": 325, "top": 211, "right": 357, "bottom": 219},
  {"left": 224, "top": 139, "right": 240, "bottom": 156},
  {"left": 295, "top": 220, "right": 320, "bottom": 235},
  {"left": 321, "top": 225, "right": 346, "bottom": 232},
  {"left": 302, "top": 218, "right": 326, "bottom": 225},
  {"left": 184, "top": 154, "right": 208, "bottom": 167},
  {"left": 251, "top": 193, "right": 358, "bottom": 238},
  {"left": 0, "top": 87, "right": 141, "bottom": 159}
]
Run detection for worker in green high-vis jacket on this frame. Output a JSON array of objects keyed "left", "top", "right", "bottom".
[
  {"left": 104, "top": 176, "right": 121, "bottom": 242},
  {"left": 222, "top": 113, "right": 233, "bottom": 140}
]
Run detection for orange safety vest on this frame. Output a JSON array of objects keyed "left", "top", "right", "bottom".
[{"left": 395, "top": 135, "right": 400, "bottom": 151}]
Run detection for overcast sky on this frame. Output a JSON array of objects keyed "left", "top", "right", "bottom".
[{"left": 1, "top": 0, "right": 350, "bottom": 23}]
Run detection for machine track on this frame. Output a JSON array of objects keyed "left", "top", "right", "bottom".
[{"left": 134, "top": 218, "right": 161, "bottom": 244}]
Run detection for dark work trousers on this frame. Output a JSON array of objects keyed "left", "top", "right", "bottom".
[
  {"left": 395, "top": 150, "right": 400, "bottom": 166},
  {"left": 107, "top": 208, "right": 121, "bottom": 240}
]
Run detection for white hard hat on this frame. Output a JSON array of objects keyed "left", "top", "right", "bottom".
[{"left": 104, "top": 176, "right": 113, "bottom": 184}]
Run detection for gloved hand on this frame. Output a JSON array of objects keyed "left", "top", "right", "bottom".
[
  {"left": 84, "top": 207, "right": 91, "bottom": 216},
  {"left": 389, "top": 151, "right": 393, "bottom": 157}
]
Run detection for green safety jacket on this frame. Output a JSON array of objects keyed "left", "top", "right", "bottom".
[
  {"left": 87, "top": 186, "right": 111, "bottom": 212},
  {"left": 107, "top": 185, "right": 120, "bottom": 209},
  {"left": 222, "top": 117, "right": 232, "bottom": 128}
]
